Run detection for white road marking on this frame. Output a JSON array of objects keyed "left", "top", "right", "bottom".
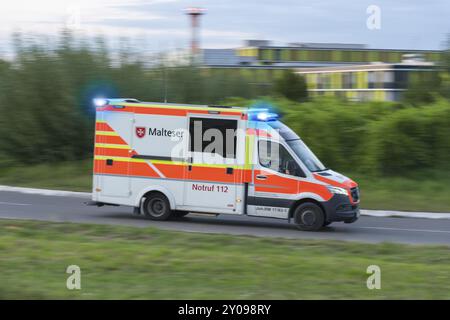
[
  {"left": 0, "top": 201, "right": 31, "bottom": 206},
  {"left": 356, "top": 226, "right": 450, "bottom": 234}
]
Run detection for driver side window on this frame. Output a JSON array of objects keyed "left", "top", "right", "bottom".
[{"left": 258, "top": 140, "right": 305, "bottom": 177}]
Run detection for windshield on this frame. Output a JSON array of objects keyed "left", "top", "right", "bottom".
[
  {"left": 269, "top": 121, "right": 326, "bottom": 172},
  {"left": 286, "top": 139, "right": 326, "bottom": 172}
]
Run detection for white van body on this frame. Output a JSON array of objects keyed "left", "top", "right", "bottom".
[{"left": 92, "top": 99, "right": 360, "bottom": 230}]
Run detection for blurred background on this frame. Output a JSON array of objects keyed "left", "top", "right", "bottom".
[{"left": 0, "top": 0, "right": 449, "bottom": 212}]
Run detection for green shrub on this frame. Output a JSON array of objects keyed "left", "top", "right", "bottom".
[{"left": 274, "top": 71, "right": 308, "bottom": 102}]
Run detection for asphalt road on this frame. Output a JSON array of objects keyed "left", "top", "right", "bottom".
[{"left": 0, "top": 190, "right": 449, "bottom": 245}]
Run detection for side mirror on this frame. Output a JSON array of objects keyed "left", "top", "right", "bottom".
[{"left": 261, "top": 158, "right": 272, "bottom": 168}]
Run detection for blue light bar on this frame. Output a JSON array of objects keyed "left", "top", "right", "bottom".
[{"left": 248, "top": 110, "right": 279, "bottom": 122}]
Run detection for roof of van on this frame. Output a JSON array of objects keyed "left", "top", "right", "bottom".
[{"left": 106, "top": 98, "right": 248, "bottom": 114}]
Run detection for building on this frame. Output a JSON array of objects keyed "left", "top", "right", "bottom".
[
  {"left": 199, "top": 40, "right": 441, "bottom": 101},
  {"left": 234, "top": 40, "right": 441, "bottom": 67},
  {"left": 295, "top": 61, "right": 436, "bottom": 101}
]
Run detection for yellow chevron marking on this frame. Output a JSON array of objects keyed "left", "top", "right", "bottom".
[
  {"left": 95, "top": 143, "right": 130, "bottom": 150},
  {"left": 95, "top": 131, "right": 119, "bottom": 136}
]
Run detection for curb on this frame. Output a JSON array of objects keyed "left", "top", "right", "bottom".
[
  {"left": 360, "top": 209, "right": 450, "bottom": 220},
  {"left": 0, "top": 185, "right": 91, "bottom": 198},
  {"left": 1, "top": 185, "right": 449, "bottom": 219}
]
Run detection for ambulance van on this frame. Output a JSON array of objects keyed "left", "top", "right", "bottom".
[{"left": 91, "top": 98, "right": 360, "bottom": 231}]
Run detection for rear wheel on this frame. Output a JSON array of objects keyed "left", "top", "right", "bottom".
[
  {"left": 143, "top": 193, "right": 172, "bottom": 221},
  {"left": 293, "top": 202, "right": 325, "bottom": 231}
]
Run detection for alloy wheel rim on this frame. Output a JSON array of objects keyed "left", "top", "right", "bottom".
[
  {"left": 149, "top": 199, "right": 165, "bottom": 217},
  {"left": 301, "top": 209, "right": 316, "bottom": 226}
]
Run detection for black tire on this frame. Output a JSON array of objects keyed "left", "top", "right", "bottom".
[
  {"left": 293, "top": 202, "right": 325, "bottom": 231},
  {"left": 142, "top": 193, "right": 172, "bottom": 221}
]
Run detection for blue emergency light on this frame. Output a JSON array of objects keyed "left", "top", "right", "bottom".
[
  {"left": 248, "top": 110, "right": 279, "bottom": 122},
  {"left": 93, "top": 98, "right": 108, "bottom": 107}
]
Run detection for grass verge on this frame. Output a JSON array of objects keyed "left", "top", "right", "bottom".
[
  {"left": 0, "top": 160, "right": 92, "bottom": 192},
  {"left": 0, "top": 160, "right": 449, "bottom": 212},
  {"left": 347, "top": 172, "right": 450, "bottom": 212},
  {"left": 0, "top": 219, "right": 449, "bottom": 299}
]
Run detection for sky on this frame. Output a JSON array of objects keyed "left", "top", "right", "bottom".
[{"left": 0, "top": 0, "right": 449, "bottom": 56}]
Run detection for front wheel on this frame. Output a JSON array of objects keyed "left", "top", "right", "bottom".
[
  {"left": 293, "top": 202, "right": 325, "bottom": 231},
  {"left": 143, "top": 193, "right": 172, "bottom": 221}
]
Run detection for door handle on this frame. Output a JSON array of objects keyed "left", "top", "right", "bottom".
[
  {"left": 256, "top": 174, "right": 267, "bottom": 180},
  {"left": 187, "top": 157, "right": 192, "bottom": 171}
]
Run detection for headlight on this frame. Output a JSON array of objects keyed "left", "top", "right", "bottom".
[{"left": 327, "top": 185, "right": 348, "bottom": 196}]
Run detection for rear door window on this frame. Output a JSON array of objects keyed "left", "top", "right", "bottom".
[{"left": 189, "top": 117, "right": 237, "bottom": 159}]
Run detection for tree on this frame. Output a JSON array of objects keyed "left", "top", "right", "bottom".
[
  {"left": 274, "top": 71, "right": 308, "bottom": 102},
  {"left": 403, "top": 34, "right": 450, "bottom": 104},
  {"left": 403, "top": 70, "right": 441, "bottom": 105}
]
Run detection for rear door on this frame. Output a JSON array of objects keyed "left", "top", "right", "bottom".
[
  {"left": 98, "top": 111, "right": 134, "bottom": 198},
  {"left": 183, "top": 115, "right": 242, "bottom": 214}
]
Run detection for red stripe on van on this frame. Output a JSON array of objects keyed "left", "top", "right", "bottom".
[
  {"left": 94, "top": 147, "right": 131, "bottom": 158},
  {"left": 95, "top": 135, "right": 128, "bottom": 145},
  {"left": 95, "top": 122, "right": 114, "bottom": 131}
]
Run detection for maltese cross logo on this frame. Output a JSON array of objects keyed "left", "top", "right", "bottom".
[{"left": 135, "top": 127, "right": 146, "bottom": 138}]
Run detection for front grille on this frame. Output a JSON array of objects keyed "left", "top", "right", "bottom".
[{"left": 350, "top": 187, "right": 360, "bottom": 202}]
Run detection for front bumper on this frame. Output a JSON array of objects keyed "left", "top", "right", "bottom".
[{"left": 321, "top": 194, "right": 359, "bottom": 223}]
